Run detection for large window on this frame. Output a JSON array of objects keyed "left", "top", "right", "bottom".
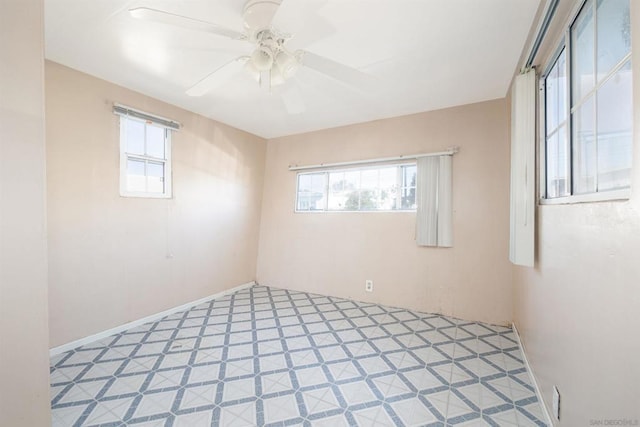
[
  {"left": 119, "top": 115, "right": 172, "bottom": 198},
  {"left": 543, "top": 0, "right": 632, "bottom": 200},
  {"left": 296, "top": 164, "right": 417, "bottom": 212}
]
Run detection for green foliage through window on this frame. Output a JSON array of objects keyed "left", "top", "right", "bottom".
[{"left": 296, "top": 164, "right": 417, "bottom": 212}]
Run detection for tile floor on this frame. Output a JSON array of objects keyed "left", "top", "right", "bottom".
[{"left": 50, "top": 285, "right": 548, "bottom": 426}]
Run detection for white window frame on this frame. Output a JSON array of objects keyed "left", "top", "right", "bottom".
[
  {"left": 294, "top": 162, "right": 417, "bottom": 213},
  {"left": 539, "top": 0, "right": 632, "bottom": 204},
  {"left": 119, "top": 115, "right": 173, "bottom": 199}
]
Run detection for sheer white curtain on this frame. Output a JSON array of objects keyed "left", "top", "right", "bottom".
[{"left": 415, "top": 155, "right": 453, "bottom": 247}]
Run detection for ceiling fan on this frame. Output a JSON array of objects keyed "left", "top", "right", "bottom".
[{"left": 129, "top": 0, "right": 375, "bottom": 104}]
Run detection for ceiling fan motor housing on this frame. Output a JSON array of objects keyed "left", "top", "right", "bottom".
[{"left": 242, "top": 0, "right": 282, "bottom": 39}]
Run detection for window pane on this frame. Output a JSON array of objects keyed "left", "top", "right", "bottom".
[
  {"left": 401, "top": 165, "right": 416, "bottom": 209},
  {"left": 343, "top": 191, "right": 361, "bottom": 210},
  {"left": 329, "top": 172, "right": 345, "bottom": 192},
  {"left": 298, "top": 174, "right": 313, "bottom": 192},
  {"left": 546, "top": 127, "right": 570, "bottom": 198},
  {"left": 546, "top": 59, "right": 559, "bottom": 133},
  {"left": 147, "top": 161, "right": 165, "bottom": 194},
  {"left": 402, "top": 165, "right": 417, "bottom": 187},
  {"left": 379, "top": 167, "right": 396, "bottom": 188},
  {"left": 596, "top": 0, "right": 631, "bottom": 82},
  {"left": 127, "top": 158, "right": 146, "bottom": 192},
  {"left": 328, "top": 172, "right": 348, "bottom": 210},
  {"left": 297, "top": 173, "right": 326, "bottom": 211},
  {"left": 310, "top": 174, "right": 326, "bottom": 193},
  {"left": 573, "top": 96, "right": 597, "bottom": 194},
  {"left": 339, "top": 171, "right": 360, "bottom": 210},
  {"left": 296, "top": 194, "right": 310, "bottom": 211},
  {"left": 146, "top": 125, "right": 165, "bottom": 159},
  {"left": 558, "top": 127, "right": 570, "bottom": 197},
  {"left": 343, "top": 170, "right": 359, "bottom": 191},
  {"left": 355, "top": 190, "right": 377, "bottom": 210},
  {"left": 360, "top": 169, "right": 378, "bottom": 189},
  {"left": 546, "top": 132, "right": 559, "bottom": 197},
  {"left": 572, "top": 0, "right": 595, "bottom": 103},
  {"left": 126, "top": 119, "right": 145, "bottom": 155},
  {"left": 401, "top": 188, "right": 416, "bottom": 210},
  {"left": 379, "top": 167, "right": 397, "bottom": 210},
  {"left": 379, "top": 187, "right": 394, "bottom": 210},
  {"left": 597, "top": 60, "right": 632, "bottom": 191},
  {"left": 558, "top": 51, "right": 567, "bottom": 123},
  {"left": 546, "top": 49, "right": 568, "bottom": 133}
]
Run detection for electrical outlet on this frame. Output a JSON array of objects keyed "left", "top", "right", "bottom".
[
  {"left": 552, "top": 386, "right": 561, "bottom": 420},
  {"left": 365, "top": 280, "right": 373, "bottom": 292}
]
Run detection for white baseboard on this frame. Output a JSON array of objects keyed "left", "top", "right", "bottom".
[
  {"left": 49, "top": 281, "right": 256, "bottom": 357},
  {"left": 512, "top": 322, "right": 555, "bottom": 427}
]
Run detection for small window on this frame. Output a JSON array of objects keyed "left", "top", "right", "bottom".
[
  {"left": 296, "top": 164, "right": 417, "bottom": 212},
  {"left": 119, "top": 116, "right": 172, "bottom": 198},
  {"left": 543, "top": 0, "right": 632, "bottom": 200},
  {"left": 545, "top": 49, "right": 570, "bottom": 198}
]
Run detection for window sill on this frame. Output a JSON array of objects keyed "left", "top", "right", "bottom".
[
  {"left": 294, "top": 209, "right": 416, "bottom": 214},
  {"left": 120, "top": 192, "right": 172, "bottom": 199},
  {"left": 539, "top": 189, "right": 630, "bottom": 205}
]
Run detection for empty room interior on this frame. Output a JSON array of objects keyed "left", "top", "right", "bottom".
[{"left": 2, "top": 0, "right": 639, "bottom": 426}]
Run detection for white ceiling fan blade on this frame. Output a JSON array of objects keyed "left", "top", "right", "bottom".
[
  {"left": 301, "top": 51, "right": 377, "bottom": 93},
  {"left": 281, "top": 84, "right": 306, "bottom": 115},
  {"left": 129, "top": 7, "right": 245, "bottom": 40},
  {"left": 271, "top": 0, "right": 327, "bottom": 36},
  {"left": 286, "top": 18, "right": 336, "bottom": 50},
  {"left": 186, "top": 58, "right": 245, "bottom": 97}
]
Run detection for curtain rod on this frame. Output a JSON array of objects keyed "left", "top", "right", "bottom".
[
  {"left": 523, "top": 0, "right": 559, "bottom": 69},
  {"left": 113, "top": 103, "right": 181, "bottom": 131},
  {"left": 288, "top": 147, "right": 459, "bottom": 172}
]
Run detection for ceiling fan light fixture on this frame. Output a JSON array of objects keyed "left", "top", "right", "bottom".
[
  {"left": 244, "top": 59, "right": 261, "bottom": 82},
  {"left": 275, "top": 50, "right": 300, "bottom": 79},
  {"left": 251, "top": 46, "right": 274, "bottom": 71}
]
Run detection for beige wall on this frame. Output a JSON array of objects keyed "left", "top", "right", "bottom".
[
  {"left": 46, "top": 62, "right": 266, "bottom": 348},
  {"left": 257, "top": 100, "right": 514, "bottom": 325},
  {"left": 0, "top": 0, "right": 52, "bottom": 425},
  {"left": 513, "top": 0, "right": 640, "bottom": 424}
]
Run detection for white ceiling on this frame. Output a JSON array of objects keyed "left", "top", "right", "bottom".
[{"left": 45, "top": 0, "right": 541, "bottom": 139}]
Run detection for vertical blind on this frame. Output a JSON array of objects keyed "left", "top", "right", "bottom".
[
  {"left": 415, "top": 155, "right": 453, "bottom": 247},
  {"left": 509, "top": 69, "right": 536, "bottom": 267}
]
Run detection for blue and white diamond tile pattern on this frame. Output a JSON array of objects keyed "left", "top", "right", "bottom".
[{"left": 50, "top": 285, "right": 547, "bottom": 426}]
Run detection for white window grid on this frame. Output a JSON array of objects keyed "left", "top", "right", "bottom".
[
  {"left": 540, "top": 0, "right": 632, "bottom": 202},
  {"left": 119, "top": 116, "right": 172, "bottom": 199},
  {"left": 295, "top": 163, "right": 417, "bottom": 212}
]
